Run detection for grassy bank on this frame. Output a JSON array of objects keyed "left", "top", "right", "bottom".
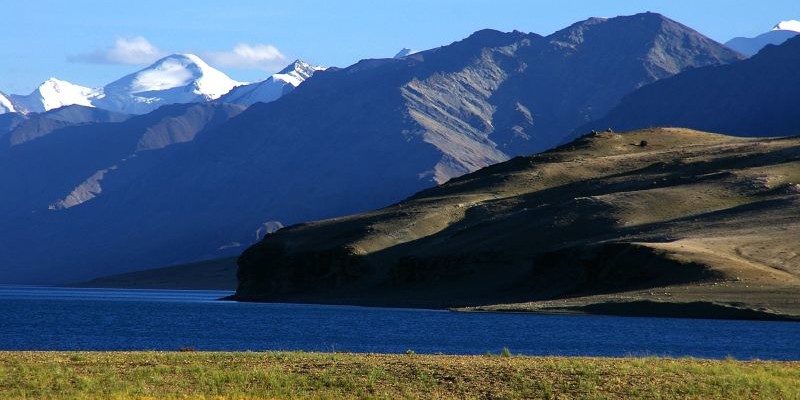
[{"left": 1, "top": 352, "right": 799, "bottom": 399}]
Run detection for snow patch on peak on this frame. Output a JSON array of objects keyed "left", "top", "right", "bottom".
[
  {"left": 278, "top": 59, "right": 323, "bottom": 75},
  {"left": 125, "top": 53, "right": 239, "bottom": 98},
  {"left": 0, "top": 92, "right": 15, "bottom": 114},
  {"left": 394, "top": 48, "right": 418, "bottom": 58},
  {"left": 773, "top": 20, "right": 800, "bottom": 33},
  {"left": 9, "top": 78, "right": 99, "bottom": 113},
  {"left": 273, "top": 59, "right": 325, "bottom": 87},
  {"left": 220, "top": 59, "right": 323, "bottom": 106},
  {"left": 36, "top": 78, "right": 98, "bottom": 108},
  {"left": 94, "top": 53, "right": 241, "bottom": 114}
]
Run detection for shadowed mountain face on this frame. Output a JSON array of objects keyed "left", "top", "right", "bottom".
[
  {"left": 0, "top": 13, "right": 742, "bottom": 284},
  {"left": 0, "top": 102, "right": 246, "bottom": 283},
  {"left": 351, "top": 13, "right": 740, "bottom": 181},
  {"left": 577, "top": 36, "right": 800, "bottom": 139},
  {"left": 485, "top": 14, "right": 742, "bottom": 156},
  {"left": 0, "top": 113, "right": 27, "bottom": 137},
  {"left": 234, "top": 129, "right": 800, "bottom": 320},
  {"left": 0, "top": 105, "right": 129, "bottom": 148},
  {"left": 0, "top": 102, "right": 244, "bottom": 218}
]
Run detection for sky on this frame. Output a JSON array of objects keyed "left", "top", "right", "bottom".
[{"left": 2, "top": 0, "right": 798, "bottom": 94}]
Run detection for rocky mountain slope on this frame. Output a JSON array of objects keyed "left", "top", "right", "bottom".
[
  {"left": 579, "top": 35, "right": 800, "bottom": 138},
  {"left": 233, "top": 128, "right": 800, "bottom": 320},
  {"left": 0, "top": 13, "right": 744, "bottom": 284}
]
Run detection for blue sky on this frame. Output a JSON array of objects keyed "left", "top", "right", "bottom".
[{"left": 2, "top": 0, "right": 798, "bottom": 93}]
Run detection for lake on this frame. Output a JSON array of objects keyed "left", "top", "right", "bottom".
[{"left": 0, "top": 286, "right": 798, "bottom": 360}]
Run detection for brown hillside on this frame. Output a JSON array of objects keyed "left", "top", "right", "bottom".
[{"left": 235, "top": 128, "right": 800, "bottom": 320}]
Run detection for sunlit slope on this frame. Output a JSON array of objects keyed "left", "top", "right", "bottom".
[{"left": 235, "top": 128, "right": 800, "bottom": 319}]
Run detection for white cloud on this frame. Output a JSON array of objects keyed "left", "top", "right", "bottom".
[
  {"left": 69, "top": 37, "right": 165, "bottom": 65},
  {"left": 68, "top": 39, "right": 289, "bottom": 72},
  {"left": 204, "top": 43, "right": 287, "bottom": 70}
]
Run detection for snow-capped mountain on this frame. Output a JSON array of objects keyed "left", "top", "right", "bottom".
[
  {"left": 725, "top": 20, "right": 800, "bottom": 56},
  {"left": 8, "top": 78, "right": 99, "bottom": 114},
  {"left": 93, "top": 54, "right": 241, "bottom": 114},
  {"left": 219, "top": 60, "right": 324, "bottom": 106},
  {"left": 3, "top": 54, "right": 311, "bottom": 115},
  {"left": 0, "top": 92, "right": 14, "bottom": 114}
]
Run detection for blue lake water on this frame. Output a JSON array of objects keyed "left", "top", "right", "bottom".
[{"left": 0, "top": 286, "right": 798, "bottom": 360}]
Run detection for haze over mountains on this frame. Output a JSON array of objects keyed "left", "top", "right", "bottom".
[
  {"left": 725, "top": 20, "right": 800, "bottom": 56},
  {"left": 0, "top": 105, "right": 129, "bottom": 147},
  {"left": 1, "top": 12, "right": 798, "bottom": 286}
]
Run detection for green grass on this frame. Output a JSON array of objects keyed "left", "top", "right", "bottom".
[{"left": 0, "top": 351, "right": 798, "bottom": 399}]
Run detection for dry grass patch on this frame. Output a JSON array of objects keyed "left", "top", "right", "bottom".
[{"left": 0, "top": 351, "right": 798, "bottom": 399}]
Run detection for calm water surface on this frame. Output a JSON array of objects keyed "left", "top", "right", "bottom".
[{"left": 0, "top": 286, "right": 798, "bottom": 359}]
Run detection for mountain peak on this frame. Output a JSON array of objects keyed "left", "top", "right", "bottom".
[
  {"left": 113, "top": 53, "right": 239, "bottom": 95},
  {"left": 9, "top": 77, "right": 97, "bottom": 113},
  {"left": 277, "top": 59, "right": 321, "bottom": 75},
  {"left": 773, "top": 20, "right": 800, "bottom": 33},
  {"left": 36, "top": 77, "right": 95, "bottom": 94},
  {"left": 278, "top": 59, "right": 308, "bottom": 71},
  {"left": 151, "top": 53, "right": 209, "bottom": 69},
  {"left": 95, "top": 53, "right": 240, "bottom": 114},
  {"left": 563, "top": 12, "right": 670, "bottom": 32},
  {"left": 462, "top": 29, "right": 528, "bottom": 47},
  {"left": 274, "top": 59, "right": 324, "bottom": 83},
  {"left": 42, "top": 77, "right": 69, "bottom": 85},
  {"left": 549, "top": 12, "right": 737, "bottom": 64}
]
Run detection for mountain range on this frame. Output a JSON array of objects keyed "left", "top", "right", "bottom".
[
  {"left": 1, "top": 12, "right": 794, "bottom": 285},
  {"left": 0, "top": 55, "right": 321, "bottom": 115},
  {"left": 2, "top": 18, "right": 793, "bottom": 118}
]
